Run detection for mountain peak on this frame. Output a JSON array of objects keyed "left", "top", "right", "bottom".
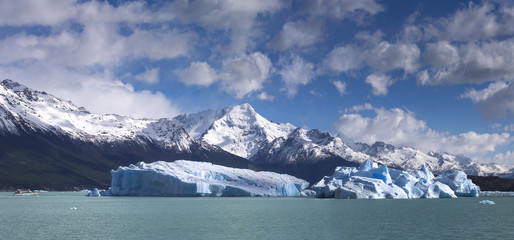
[{"left": 1, "top": 79, "right": 29, "bottom": 92}]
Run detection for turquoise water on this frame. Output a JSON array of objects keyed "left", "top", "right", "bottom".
[{"left": 1, "top": 192, "right": 512, "bottom": 240}]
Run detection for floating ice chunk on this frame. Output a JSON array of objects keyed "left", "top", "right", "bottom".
[
  {"left": 301, "top": 189, "right": 316, "bottom": 197},
  {"left": 479, "top": 200, "right": 495, "bottom": 205},
  {"left": 334, "top": 176, "right": 408, "bottom": 199},
  {"left": 435, "top": 170, "right": 480, "bottom": 197},
  {"left": 415, "top": 181, "right": 457, "bottom": 198},
  {"left": 87, "top": 188, "right": 101, "bottom": 197},
  {"left": 313, "top": 160, "right": 478, "bottom": 199},
  {"left": 102, "top": 160, "right": 309, "bottom": 197}
]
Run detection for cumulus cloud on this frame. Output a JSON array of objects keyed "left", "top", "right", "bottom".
[
  {"left": 333, "top": 81, "right": 347, "bottom": 96},
  {"left": 168, "top": 0, "right": 285, "bottom": 54},
  {"left": 268, "top": 18, "right": 324, "bottom": 50},
  {"left": 0, "top": 63, "right": 180, "bottom": 118},
  {"left": 278, "top": 55, "right": 316, "bottom": 97},
  {"left": 323, "top": 45, "right": 362, "bottom": 73},
  {"left": 134, "top": 67, "right": 160, "bottom": 84},
  {"left": 492, "top": 151, "right": 514, "bottom": 165},
  {"left": 460, "top": 81, "right": 509, "bottom": 103},
  {"left": 0, "top": 0, "right": 77, "bottom": 26},
  {"left": 301, "top": 0, "right": 384, "bottom": 21},
  {"left": 0, "top": 1, "right": 191, "bottom": 118},
  {"left": 427, "top": 2, "right": 514, "bottom": 42},
  {"left": 219, "top": 52, "right": 272, "bottom": 98},
  {"left": 334, "top": 107, "right": 511, "bottom": 156},
  {"left": 420, "top": 39, "right": 514, "bottom": 85},
  {"left": 365, "top": 73, "right": 394, "bottom": 96},
  {"left": 458, "top": 81, "right": 514, "bottom": 120},
  {"left": 257, "top": 92, "right": 274, "bottom": 101},
  {"left": 323, "top": 32, "right": 420, "bottom": 75},
  {"left": 363, "top": 41, "right": 420, "bottom": 73},
  {"left": 178, "top": 62, "right": 219, "bottom": 87},
  {"left": 344, "top": 103, "right": 373, "bottom": 113}
]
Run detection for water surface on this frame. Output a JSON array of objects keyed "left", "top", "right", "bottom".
[{"left": 1, "top": 192, "right": 511, "bottom": 239}]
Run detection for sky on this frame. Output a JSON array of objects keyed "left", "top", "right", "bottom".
[{"left": 0, "top": 0, "right": 513, "bottom": 165}]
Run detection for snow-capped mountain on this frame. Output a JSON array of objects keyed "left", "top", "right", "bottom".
[
  {"left": 172, "top": 103, "right": 296, "bottom": 158},
  {"left": 0, "top": 79, "right": 196, "bottom": 151},
  {"left": 0, "top": 79, "right": 255, "bottom": 190},
  {"left": 172, "top": 101, "right": 512, "bottom": 180},
  {"left": 1, "top": 79, "right": 512, "bottom": 190}
]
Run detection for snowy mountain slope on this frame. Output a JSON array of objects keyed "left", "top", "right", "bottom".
[
  {"left": 251, "top": 128, "right": 369, "bottom": 164},
  {"left": 0, "top": 79, "right": 198, "bottom": 151},
  {"left": 351, "top": 141, "right": 512, "bottom": 176},
  {"left": 0, "top": 80, "right": 258, "bottom": 190},
  {"left": 172, "top": 103, "right": 296, "bottom": 158},
  {"left": 169, "top": 101, "right": 512, "bottom": 179}
]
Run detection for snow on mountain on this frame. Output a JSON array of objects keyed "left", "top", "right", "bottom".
[
  {"left": 251, "top": 128, "right": 369, "bottom": 165},
  {"left": 1, "top": 79, "right": 511, "bottom": 180},
  {"left": 352, "top": 141, "right": 513, "bottom": 176},
  {"left": 170, "top": 101, "right": 512, "bottom": 178},
  {"left": 0, "top": 79, "right": 194, "bottom": 151},
  {"left": 101, "top": 160, "right": 309, "bottom": 197},
  {"left": 172, "top": 103, "right": 296, "bottom": 158}
]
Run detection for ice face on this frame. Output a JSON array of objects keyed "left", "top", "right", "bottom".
[
  {"left": 87, "top": 188, "right": 101, "bottom": 197},
  {"left": 313, "top": 160, "right": 480, "bottom": 199},
  {"left": 101, "top": 160, "right": 309, "bottom": 197},
  {"left": 435, "top": 170, "right": 480, "bottom": 197}
]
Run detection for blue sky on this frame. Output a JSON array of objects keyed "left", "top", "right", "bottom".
[{"left": 1, "top": 0, "right": 513, "bottom": 164}]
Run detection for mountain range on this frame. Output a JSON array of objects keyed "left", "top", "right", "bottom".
[{"left": 1, "top": 79, "right": 513, "bottom": 190}]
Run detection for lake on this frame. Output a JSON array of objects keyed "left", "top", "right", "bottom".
[{"left": 0, "top": 192, "right": 512, "bottom": 240}]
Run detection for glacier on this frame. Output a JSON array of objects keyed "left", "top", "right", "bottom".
[
  {"left": 313, "top": 160, "right": 480, "bottom": 199},
  {"left": 101, "top": 160, "right": 309, "bottom": 197}
]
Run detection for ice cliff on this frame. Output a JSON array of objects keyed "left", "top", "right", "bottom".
[
  {"left": 102, "top": 160, "right": 309, "bottom": 197},
  {"left": 313, "top": 160, "right": 480, "bottom": 199}
]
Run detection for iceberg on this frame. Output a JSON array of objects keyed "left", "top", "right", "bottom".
[
  {"left": 479, "top": 200, "right": 495, "bottom": 205},
  {"left": 87, "top": 188, "right": 101, "bottom": 197},
  {"left": 101, "top": 160, "right": 309, "bottom": 197},
  {"left": 313, "top": 160, "right": 479, "bottom": 199}
]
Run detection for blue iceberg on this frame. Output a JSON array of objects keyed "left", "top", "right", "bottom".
[{"left": 313, "top": 160, "right": 480, "bottom": 199}]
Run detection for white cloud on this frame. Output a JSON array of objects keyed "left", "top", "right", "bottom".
[
  {"left": 362, "top": 41, "right": 420, "bottom": 73},
  {"left": 504, "top": 124, "right": 514, "bottom": 132},
  {"left": 219, "top": 52, "right": 272, "bottom": 98},
  {"left": 178, "top": 62, "right": 219, "bottom": 87},
  {"left": 134, "top": 67, "right": 160, "bottom": 84},
  {"left": 0, "top": 1, "right": 190, "bottom": 118},
  {"left": 429, "top": 3, "right": 514, "bottom": 42},
  {"left": 344, "top": 103, "right": 373, "bottom": 113},
  {"left": 458, "top": 81, "right": 514, "bottom": 120},
  {"left": 323, "top": 45, "right": 362, "bottom": 73},
  {"left": 365, "top": 73, "right": 394, "bottom": 96},
  {"left": 278, "top": 55, "right": 315, "bottom": 97},
  {"left": 168, "top": 0, "right": 285, "bottom": 54},
  {"left": 257, "top": 92, "right": 274, "bottom": 101},
  {"left": 0, "top": 64, "right": 180, "bottom": 119},
  {"left": 423, "top": 41, "right": 459, "bottom": 67},
  {"left": 302, "top": 0, "right": 384, "bottom": 21},
  {"left": 334, "top": 107, "right": 511, "bottom": 156},
  {"left": 492, "top": 151, "right": 514, "bottom": 165},
  {"left": 268, "top": 18, "right": 324, "bottom": 50},
  {"left": 420, "top": 39, "right": 514, "bottom": 85},
  {"left": 460, "top": 81, "right": 509, "bottom": 103},
  {"left": 474, "top": 82, "right": 514, "bottom": 120},
  {"left": 333, "top": 81, "right": 347, "bottom": 96},
  {"left": 0, "top": 0, "right": 77, "bottom": 26},
  {"left": 323, "top": 34, "right": 420, "bottom": 74}
]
